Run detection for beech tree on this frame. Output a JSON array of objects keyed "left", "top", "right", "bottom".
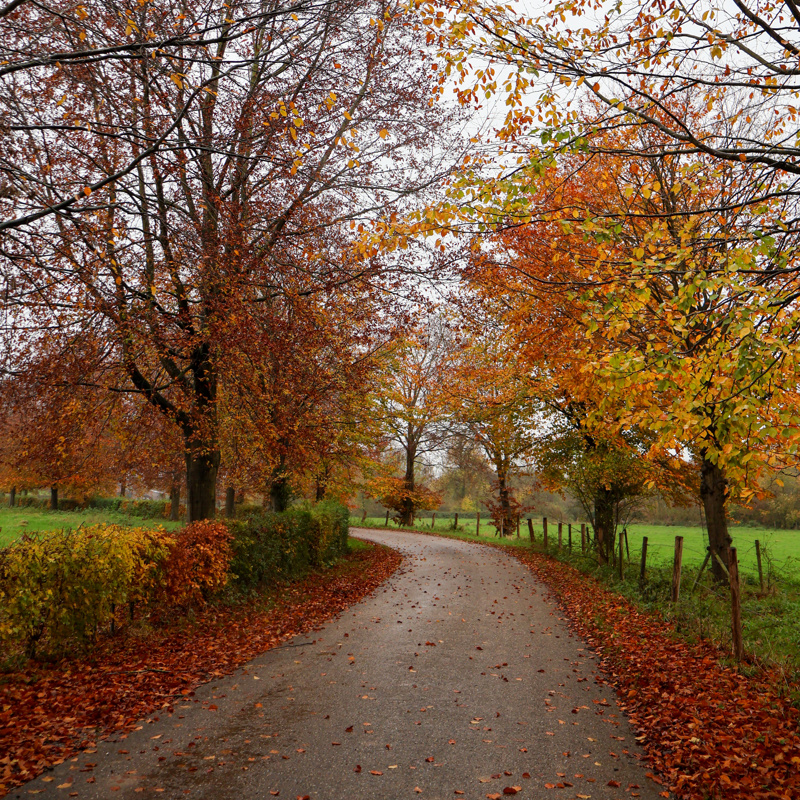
[
  {"left": 373, "top": 320, "right": 453, "bottom": 525},
  {"left": 446, "top": 322, "right": 538, "bottom": 534},
  {"left": 1, "top": 0, "right": 456, "bottom": 519}
]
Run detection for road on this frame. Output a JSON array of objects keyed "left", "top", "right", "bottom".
[{"left": 15, "top": 529, "right": 666, "bottom": 800}]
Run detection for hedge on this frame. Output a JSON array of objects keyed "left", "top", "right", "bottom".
[
  {"left": 0, "top": 521, "right": 230, "bottom": 659},
  {"left": 0, "top": 503, "right": 349, "bottom": 659},
  {"left": 229, "top": 501, "right": 349, "bottom": 592}
]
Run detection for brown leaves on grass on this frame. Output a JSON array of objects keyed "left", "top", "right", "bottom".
[
  {"left": 0, "top": 543, "right": 401, "bottom": 796},
  {"left": 509, "top": 548, "right": 800, "bottom": 800}
]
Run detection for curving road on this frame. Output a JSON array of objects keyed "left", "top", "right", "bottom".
[{"left": 15, "top": 530, "right": 666, "bottom": 800}]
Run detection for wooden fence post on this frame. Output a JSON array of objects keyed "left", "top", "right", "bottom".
[
  {"left": 558, "top": 522, "right": 563, "bottom": 549},
  {"left": 568, "top": 523, "right": 572, "bottom": 552},
  {"left": 454, "top": 512, "right": 459, "bottom": 531},
  {"left": 755, "top": 539, "right": 764, "bottom": 593},
  {"left": 385, "top": 509, "right": 390, "bottom": 526},
  {"left": 361, "top": 509, "right": 367, "bottom": 524},
  {"left": 431, "top": 512, "right": 436, "bottom": 529},
  {"left": 639, "top": 536, "right": 648, "bottom": 587},
  {"left": 517, "top": 515, "right": 520, "bottom": 538},
  {"left": 476, "top": 511, "right": 480, "bottom": 537},
  {"left": 624, "top": 528, "right": 630, "bottom": 561},
  {"left": 543, "top": 517, "right": 548, "bottom": 548},
  {"left": 527, "top": 517, "right": 534, "bottom": 542},
  {"left": 580, "top": 523, "right": 586, "bottom": 553},
  {"left": 730, "top": 547, "right": 744, "bottom": 661},
  {"left": 671, "top": 536, "right": 684, "bottom": 603},
  {"left": 619, "top": 534, "right": 624, "bottom": 580}
]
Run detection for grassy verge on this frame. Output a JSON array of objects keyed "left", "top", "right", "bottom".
[{"left": 0, "top": 506, "right": 183, "bottom": 547}]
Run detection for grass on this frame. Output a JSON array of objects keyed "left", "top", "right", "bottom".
[
  {"left": 624, "top": 523, "right": 799, "bottom": 582},
  {"left": 0, "top": 505, "right": 182, "bottom": 547}
]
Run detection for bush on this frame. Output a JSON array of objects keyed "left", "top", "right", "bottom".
[
  {"left": 229, "top": 502, "right": 349, "bottom": 592},
  {"left": 308, "top": 500, "right": 349, "bottom": 565},
  {"left": 0, "top": 525, "right": 171, "bottom": 658},
  {"left": 15, "top": 496, "right": 48, "bottom": 510},
  {"left": 163, "top": 520, "right": 232, "bottom": 606},
  {"left": 120, "top": 499, "right": 169, "bottom": 519},
  {"left": 86, "top": 497, "right": 123, "bottom": 512}
]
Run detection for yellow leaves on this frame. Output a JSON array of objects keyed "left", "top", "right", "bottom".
[
  {"left": 379, "top": 129, "right": 389, "bottom": 139},
  {"left": 343, "top": 110, "right": 353, "bottom": 121},
  {"left": 170, "top": 73, "right": 184, "bottom": 89}
]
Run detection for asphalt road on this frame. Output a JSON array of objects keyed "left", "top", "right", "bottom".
[{"left": 15, "top": 530, "right": 666, "bottom": 800}]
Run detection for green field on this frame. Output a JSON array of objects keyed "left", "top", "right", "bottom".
[
  {"left": 0, "top": 506, "right": 182, "bottom": 547},
  {"left": 350, "top": 516, "right": 800, "bottom": 581}
]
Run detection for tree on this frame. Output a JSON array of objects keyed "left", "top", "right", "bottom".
[
  {"left": 445, "top": 321, "right": 538, "bottom": 534},
  {"left": 373, "top": 320, "right": 453, "bottom": 525},
  {"left": 1, "top": 0, "right": 456, "bottom": 519},
  {"left": 0, "top": 0, "right": 322, "bottom": 233}
]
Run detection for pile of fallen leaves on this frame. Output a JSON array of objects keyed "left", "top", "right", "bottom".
[
  {"left": 0, "top": 542, "right": 401, "bottom": 795},
  {"left": 507, "top": 547, "right": 800, "bottom": 800}
]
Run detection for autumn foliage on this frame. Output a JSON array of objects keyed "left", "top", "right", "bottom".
[
  {"left": 0, "top": 541, "right": 402, "bottom": 794},
  {"left": 162, "top": 521, "right": 232, "bottom": 607},
  {"left": 509, "top": 548, "right": 800, "bottom": 800}
]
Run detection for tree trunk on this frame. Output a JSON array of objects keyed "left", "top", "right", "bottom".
[
  {"left": 593, "top": 487, "right": 614, "bottom": 565},
  {"left": 496, "top": 471, "right": 514, "bottom": 536},
  {"left": 9, "top": 486, "right": 15, "bottom": 508},
  {"left": 169, "top": 483, "right": 181, "bottom": 521},
  {"left": 700, "top": 453, "right": 732, "bottom": 583},
  {"left": 399, "top": 439, "right": 416, "bottom": 526},
  {"left": 269, "top": 476, "right": 291, "bottom": 512},
  {"left": 50, "top": 485, "right": 58, "bottom": 511},
  {"left": 184, "top": 445, "right": 220, "bottom": 522},
  {"left": 225, "top": 486, "right": 235, "bottom": 518},
  {"left": 119, "top": 480, "right": 126, "bottom": 498}
]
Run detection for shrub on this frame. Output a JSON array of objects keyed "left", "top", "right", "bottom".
[
  {"left": 120, "top": 499, "right": 169, "bottom": 519},
  {"left": 86, "top": 497, "right": 122, "bottom": 512},
  {"left": 0, "top": 525, "right": 171, "bottom": 658},
  {"left": 162, "top": 520, "right": 232, "bottom": 606},
  {"left": 229, "top": 503, "right": 349, "bottom": 592},
  {"left": 308, "top": 501, "right": 349, "bottom": 565},
  {"left": 15, "top": 496, "right": 48, "bottom": 510}
]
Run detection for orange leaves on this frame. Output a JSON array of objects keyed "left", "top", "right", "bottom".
[
  {"left": 162, "top": 521, "right": 232, "bottom": 606},
  {"left": 508, "top": 547, "right": 800, "bottom": 800},
  {"left": 0, "top": 543, "right": 401, "bottom": 794}
]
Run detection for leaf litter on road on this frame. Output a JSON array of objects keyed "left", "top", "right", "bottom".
[
  {"left": 506, "top": 546, "right": 800, "bottom": 800},
  {"left": 0, "top": 543, "right": 402, "bottom": 796}
]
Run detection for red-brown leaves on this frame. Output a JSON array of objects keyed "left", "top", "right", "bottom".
[
  {"left": 0, "top": 544, "right": 401, "bottom": 795},
  {"left": 508, "top": 548, "right": 800, "bottom": 800}
]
